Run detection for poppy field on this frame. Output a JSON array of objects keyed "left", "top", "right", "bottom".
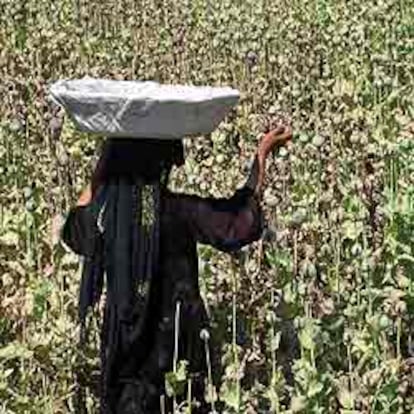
[{"left": 0, "top": 0, "right": 413, "bottom": 412}]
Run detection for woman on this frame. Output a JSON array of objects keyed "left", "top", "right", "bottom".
[{"left": 62, "top": 125, "right": 292, "bottom": 413}]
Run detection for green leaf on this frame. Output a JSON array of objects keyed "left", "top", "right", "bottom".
[
  {"left": 165, "top": 371, "right": 178, "bottom": 397},
  {"left": 271, "top": 331, "right": 281, "bottom": 352},
  {"left": 307, "top": 379, "right": 323, "bottom": 398},
  {"left": 338, "top": 389, "right": 355, "bottom": 409},
  {"left": 164, "top": 360, "right": 188, "bottom": 397},
  {"left": 176, "top": 359, "right": 189, "bottom": 382},
  {"left": 342, "top": 220, "right": 363, "bottom": 240},
  {"left": 33, "top": 280, "right": 53, "bottom": 320},
  {"left": 0, "top": 231, "right": 19, "bottom": 247},
  {"left": 0, "top": 343, "right": 33, "bottom": 361},
  {"left": 299, "top": 324, "right": 315, "bottom": 351},
  {"left": 290, "top": 395, "right": 307, "bottom": 412},
  {"left": 220, "top": 381, "right": 239, "bottom": 410}
]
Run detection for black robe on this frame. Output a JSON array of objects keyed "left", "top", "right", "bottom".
[{"left": 62, "top": 158, "right": 263, "bottom": 414}]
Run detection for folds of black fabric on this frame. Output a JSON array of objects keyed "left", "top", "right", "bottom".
[
  {"left": 63, "top": 177, "right": 163, "bottom": 413},
  {"left": 101, "top": 178, "right": 162, "bottom": 412}
]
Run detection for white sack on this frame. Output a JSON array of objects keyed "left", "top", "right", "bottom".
[{"left": 49, "top": 78, "right": 240, "bottom": 139}]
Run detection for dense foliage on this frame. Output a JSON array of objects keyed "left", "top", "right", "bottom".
[{"left": 0, "top": 0, "right": 413, "bottom": 412}]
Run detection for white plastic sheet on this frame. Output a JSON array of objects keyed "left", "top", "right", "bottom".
[{"left": 49, "top": 79, "right": 240, "bottom": 139}]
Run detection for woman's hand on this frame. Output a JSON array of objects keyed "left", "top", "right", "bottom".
[
  {"left": 255, "top": 124, "right": 293, "bottom": 196},
  {"left": 76, "top": 184, "right": 93, "bottom": 206},
  {"left": 258, "top": 125, "right": 293, "bottom": 162}
]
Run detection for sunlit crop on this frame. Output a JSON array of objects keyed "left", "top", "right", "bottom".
[{"left": 0, "top": 0, "right": 413, "bottom": 412}]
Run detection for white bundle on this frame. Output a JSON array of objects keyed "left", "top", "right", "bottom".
[{"left": 49, "top": 78, "right": 240, "bottom": 139}]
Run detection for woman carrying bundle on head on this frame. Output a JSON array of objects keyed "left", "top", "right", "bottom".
[{"left": 53, "top": 79, "right": 292, "bottom": 414}]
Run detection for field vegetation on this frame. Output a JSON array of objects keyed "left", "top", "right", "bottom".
[{"left": 0, "top": 0, "right": 413, "bottom": 412}]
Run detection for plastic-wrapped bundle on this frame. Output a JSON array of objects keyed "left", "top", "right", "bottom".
[{"left": 49, "top": 78, "right": 240, "bottom": 139}]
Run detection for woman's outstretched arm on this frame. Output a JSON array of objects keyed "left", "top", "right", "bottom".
[{"left": 168, "top": 125, "right": 293, "bottom": 252}]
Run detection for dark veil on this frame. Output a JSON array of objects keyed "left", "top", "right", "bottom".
[{"left": 74, "top": 138, "right": 184, "bottom": 413}]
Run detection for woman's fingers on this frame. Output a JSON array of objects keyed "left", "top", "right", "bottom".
[
  {"left": 264, "top": 125, "right": 292, "bottom": 144},
  {"left": 269, "top": 124, "right": 292, "bottom": 140},
  {"left": 259, "top": 124, "right": 293, "bottom": 159},
  {"left": 268, "top": 124, "right": 285, "bottom": 135}
]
